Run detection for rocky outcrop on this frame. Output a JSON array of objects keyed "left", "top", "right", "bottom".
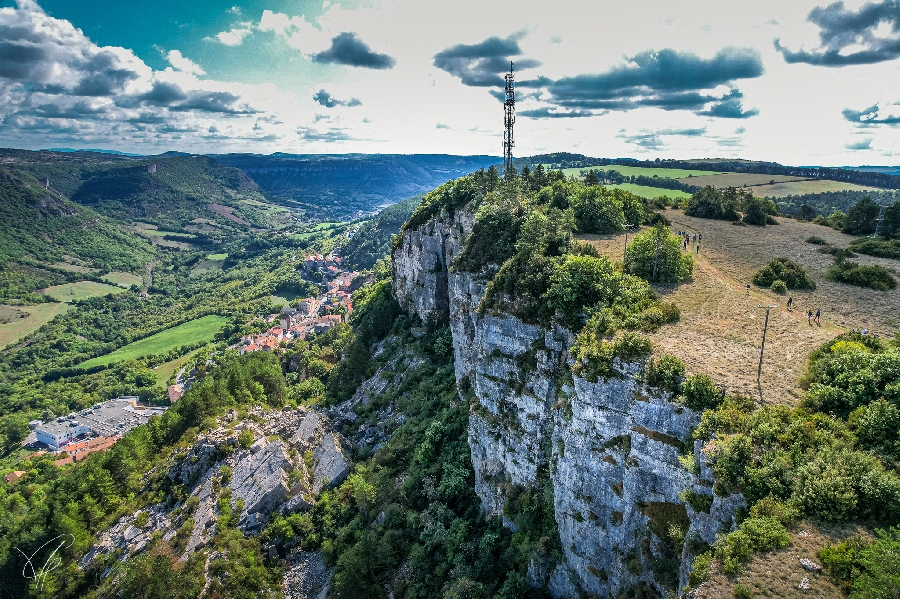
[
  {"left": 81, "top": 407, "right": 351, "bottom": 570},
  {"left": 394, "top": 206, "right": 744, "bottom": 598}
]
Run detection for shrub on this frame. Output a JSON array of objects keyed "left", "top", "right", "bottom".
[
  {"left": 646, "top": 354, "right": 685, "bottom": 392},
  {"left": 238, "top": 429, "right": 254, "bottom": 448},
  {"left": 842, "top": 197, "right": 880, "bottom": 235},
  {"left": 752, "top": 258, "right": 816, "bottom": 290},
  {"left": 613, "top": 332, "right": 652, "bottom": 359},
  {"left": 544, "top": 254, "right": 621, "bottom": 329},
  {"left": 734, "top": 584, "right": 753, "bottom": 599},
  {"left": 571, "top": 186, "right": 624, "bottom": 234},
  {"left": 685, "top": 186, "right": 740, "bottom": 221},
  {"left": 770, "top": 279, "right": 787, "bottom": 294},
  {"left": 749, "top": 496, "right": 799, "bottom": 526},
  {"left": 680, "top": 490, "right": 714, "bottom": 513},
  {"left": 625, "top": 223, "right": 694, "bottom": 283},
  {"left": 850, "top": 526, "right": 900, "bottom": 599},
  {"left": 850, "top": 399, "right": 900, "bottom": 457},
  {"left": 681, "top": 373, "right": 722, "bottom": 412},
  {"left": 820, "top": 535, "right": 869, "bottom": 589},
  {"left": 850, "top": 238, "right": 900, "bottom": 260},
  {"left": 806, "top": 236, "right": 827, "bottom": 245},
  {"left": 826, "top": 261, "right": 896, "bottom": 291},
  {"left": 689, "top": 551, "right": 713, "bottom": 586}
]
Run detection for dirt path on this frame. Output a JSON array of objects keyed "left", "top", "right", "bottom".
[{"left": 579, "top": 211, "right": 900, "bottom": 405}]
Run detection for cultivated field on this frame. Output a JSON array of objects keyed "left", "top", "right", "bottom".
[
  {"left": 43, "top": 281, "right": 126, "bottom": 302},
  {"left": 552, "top": 164, "right": 726, "bottom": 179},
  {"left": 0, "top": 302, "right": 70, "bottom": 348},
  {"left": 578, "top": 211, "right": 900, "bottom": 405},
  {"left": 102, "top": 271, "right": 143, "bottom": 288},
  {"left": 189, "top": 254, "right": 227, "bottom": 277},
  {"left": 675, "top": 173, "right": 808, "bottom": 188},
  {"left": 605, "top": 183, "right": 691, "bottom": 200},
  {"left": 154, "top": 351, "right": 197, "bottom": 386},
  {"left": 750, "top": 179, "right": 879, "bottom": 197},
  {"left": 78, "top": 314, "right": 228, "bottom": 368},
  {"left": 207, "top": 203, "right": 250, "bottom": 225}
]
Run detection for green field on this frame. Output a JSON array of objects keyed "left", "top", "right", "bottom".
[
  {"left": 206, "top": 253, "right": 228, "bottom": 260},
  {"left": 154, "top": 351, "right": 198, "bottom": 386},
  {"left": 79, "top": 314, "right": 228, "bottom": 368},
  {"left": 605, "top": 183, "right": 692, "bottom": 199},
  {"left": 270, "top": 292, "right": 302, "bottom": 307},
  {"left": 102, "top": 271, "right": 143, "bottom": 288},
  {"left": 0, "top": 302, "right": 71, "bottom": 348},
  {"left": 43, "top": 281, "right": 127, "bottom": 302},
  {"left": 552, "top": 164, "right": 727, "bottom": 179}
]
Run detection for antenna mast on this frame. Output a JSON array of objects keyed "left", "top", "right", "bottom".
[{"left": 503, "top": 61, "right": 515, "bottom": 177}]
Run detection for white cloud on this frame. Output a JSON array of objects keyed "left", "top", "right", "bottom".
[
  {"left": 212, "top": 23, "right": 254, "bottom": 46},
  {"left": 165, "top": 50, "right": 205, "bottom": 76}
]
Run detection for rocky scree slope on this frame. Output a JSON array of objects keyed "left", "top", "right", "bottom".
[
  {"left": 392, "top": 201, "right": 744, "bottom": 597},
  {"left": 81, "top": 406, "right": 350, "bottom": 581}
]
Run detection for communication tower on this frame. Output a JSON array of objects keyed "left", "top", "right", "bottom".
[{"left": 503, "top": 62, "right": 515, "bottom": 177}]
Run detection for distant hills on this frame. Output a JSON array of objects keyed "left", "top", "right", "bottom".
[{"left": 212, "top": 153, "right": 499, "bottom": 219}]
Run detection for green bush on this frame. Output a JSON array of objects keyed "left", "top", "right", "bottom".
[
  {"left": 850, "top": 399, "right": 900, "bottom": 458},
  {"left": 613, "top": 332, "right": 652, "bottom": 359},
  {"left": 820, "top": 535, "right": 869, "bottom": 589},
  {"left": 734, "top": 584, "right": 753, "bottom": 598},
  {"left": 770, "top": 279, "right": 787, "bottom": 294},
  {"left": 752, "top": 257, "right": 816, "bottom": 290},
  {"left": 238, "top": 429, "right": 254, "bottom": 448},
  {"left": 625, "top": 223, "right": 694, "bottom": 283},
  {"left": 680, "top": 490, "right": 714, "bottom": 513},
  {"left": 806, "top": 236, "right": 828, "bottom": 245},
  {"left": 544, "top": 254, "right": 621, "bottom": 329},
  {"left": 646, "top": 354, "right": 685, "bottom": 392},
  {"left": 850, "top": 526, "right": 900, "bottom": 599},
  {"left": 684, "top": 186, "right": 740, "bottom": 221},
  {"left": 849, "top": 238, "right": 900, "bottom": 260},
  {"left": 681, "top": 373, "right": 722, "bottom": 411},
  {"left": 571, "top": 186, "right": 624, "bottom": 234},
  {"left": 842, "top": 197, "right": 880, "bottom": 235},
  {"left": 689, "top": 551, "right": 713, "bottom": 586},
  {"left": 826, "top": 260, "right": 897, "bottom": 291}
]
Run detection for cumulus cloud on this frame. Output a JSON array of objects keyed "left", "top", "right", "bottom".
[
  {"left": 775, "top": 0, "right": 900, "bottom": 66},
  {"left": 165, "top": 50, "right": 205, "bottom": 76},
  {"left": 843, "top": 102, "right": 900, "bottom": 125},
  {"left": 845, "top": 137, "right": 874, "bottom": 149},
  {"left": 615, "top": 126, "right": 710, "bottom": 149},
  {"left": 0, "top": 1, "right": 319, "bottom": 150},
  {"left": 212, "top": 24, "right": 254, "bottom": 47},
  {"left": 518, "top": 107, "right": 594, "bottom": 118},
  {"left": 313, "top": 32, "right": 395, "bottom": 69},
  {"left": 433, "top": 33, "right": 541, "bottom": 87},
  {"left": 312, "top": 89, "right": 362, "bottom": 108}
]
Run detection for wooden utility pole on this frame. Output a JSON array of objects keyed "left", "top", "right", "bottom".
[
  {"left": 622, "top": 223, "right": 635, "bottom": 268},
  {"left": 757, "top": 303, "right": 778, "bottom": 382}
]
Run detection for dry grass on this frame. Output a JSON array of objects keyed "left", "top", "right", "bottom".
[
  {"left": 696, "top": 522, "right": 870, "bottom": 599},
  {"left": 577, "top": 211, "right": 900, "bottom": 405},
  {"left": 749, "top": 180, "right": 877, "bottom": 197},
  {"left": 0, "top": 302, "right": 70, "bottom": 348},
  {"left": 677, "top": 174, "right": 809, "bottom": 188}
]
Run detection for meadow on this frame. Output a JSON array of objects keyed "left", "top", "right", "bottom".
[
  {"left": 102, "top": 271, "right": 143, "bottom": 288},
  {"left": 0, "top": 302, "right": 70, "bottom": 348},
  {"left": 78, "top": 314, "right": 228, "bottom": 368},
  {"left": 578, "top": 210, "right": 900, "bottom": 404},
  {"left": 751, "top": 179, "right": 879, "bottom": 197},
  {"left": 43, "top": 281, "right": 126, "bottom": 302},
  {"left": 675, "top": 173, "right": 809, "bottom": 188},
  {"left": 154, "top": 351, "right": 198, "bottom": 386},
  {"left": 606, "top": 183, "right": 691, "bottom": 199}
]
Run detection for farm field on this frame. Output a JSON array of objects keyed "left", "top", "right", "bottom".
[
  {"left": 0, "top": 302, "right": 70, "bottom": 348},
  {"left": 189, "top": 254, "right": 227, "bottom": 277},
  {"left": 553, "top": 164, "right": 727, "bottom": 179},
  {"left": 675, "top": 173, "right": 809, "bottom": 188},
  {"left": 578, "top": 210, "right": 900, "bottom": 404},
  {"left": 78, "top": 314, "right": 228, "bottom": 368},
  {"left": 43, "top": 281, "right": 126, "bottom": 302},
  {"left": 749, "top": 179, "right": 879, "bottom": 197},
  {"left": 270, "top": 292, "right": 303, "bottom": 307},
  {"left": 605, "top": 183, "right": 691, "bottom": 199},
  {"left": 102, "top": 271, "right": 143, "bottom": 288},
  {"left": 52, "top": 262, "right": 99, "bottom": 274}
]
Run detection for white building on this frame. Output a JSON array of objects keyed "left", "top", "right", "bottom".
[{"left": 36, "top": 418, "right": 91, "bottom": 450}]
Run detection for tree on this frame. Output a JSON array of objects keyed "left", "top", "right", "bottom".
[
  {"left": 742, "top": 197, "right": 769, "bottom": 226},
  {"left": 625, "top": 224, "right": 694, "bottom": 283},
  {"left": 843, "top": 197, "right": 880, "bottom": 235},
  {"left": 1, "top": 414, "right": 30, "bottom": 448},
  {"left": 882, "top": 202, "right": 900, "bottom": 239},
  {"left": 583, "top": 169, "right": 600, "bottom": 186},
  {"left": 685, "top": 186, "right": 740, "bottom": 221},
  {"left": 571, "top": 186, "right": 624, "bottom": 234}
]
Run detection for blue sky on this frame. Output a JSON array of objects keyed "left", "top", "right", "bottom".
[{"left": 1, "top": 0, "right": 899, "bottom": 163}]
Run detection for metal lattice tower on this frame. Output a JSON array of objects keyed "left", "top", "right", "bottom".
[
  {"left": 503, "top": 61, "right": 515, "bottom": 176},
  {"left": 873, "top": 204, "right": 887, "bottom": 237}
]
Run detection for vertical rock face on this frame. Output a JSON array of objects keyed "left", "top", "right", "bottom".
[{"left": 394, "top": 207, "right": 743, "bottom": 598}]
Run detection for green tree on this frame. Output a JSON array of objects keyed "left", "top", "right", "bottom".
[
  {"left": 851, "top": 526, "right": 900, "bottom": 599},
  {"left": 571, "top": 186, "right": 624, "bottom": 234},
  {"left": 625, "top": 224, "right": 694, "bottom": 283},
  {"left": 583, "top": 169, "right": 600, "bottom": 186},
  {"left": 843, "top": 197, "right": 881, "bottom": 235},
  {"left": 544, "top": 254, "right": 621, "bottom": 327}
]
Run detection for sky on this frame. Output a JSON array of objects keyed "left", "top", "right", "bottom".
[{"left": 1, "top": 0, "right": 900, "bottom": 164}]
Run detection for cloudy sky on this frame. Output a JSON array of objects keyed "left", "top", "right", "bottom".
[{"left": 1, "top": 0, "right": 899, "bottom": 164}]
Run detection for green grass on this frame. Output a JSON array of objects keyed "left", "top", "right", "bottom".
[
  {"left": 43, "top": 281, "right": 127, "bottom": 302},
  {"left": 154, "top": 351, "right": 198, "bottom": 386},
  {"left": 270, "top": 292, "right": 302, "bottom": 307},
  {"left": 78, "top": 314, "right": 228, "bottom": 368},
  {"left": 102, "top": 271, "right": 143, "bottom": 288},
  {"left": 605, "top": 183, "right": 692, "bottom": 199},
  {"left": 551, "top": 164, "right": 727, "bottom": 179},
  {"left": 206, "top": 253, "right": 228, "bottom": 260},
  {"left": 0, "top": 302, "right": 70, "bottom": 348}
]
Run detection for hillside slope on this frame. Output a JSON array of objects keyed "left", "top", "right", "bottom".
[
  {"left": 340, "top": 195, "right": 421, "bottom": 270},
  {"left": 212, "top": 153, "right": 499, "bottom": 218}
]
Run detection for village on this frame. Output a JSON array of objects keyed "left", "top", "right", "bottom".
[{"left": 233, "top": 251, "right": 363, "bottom": 355}]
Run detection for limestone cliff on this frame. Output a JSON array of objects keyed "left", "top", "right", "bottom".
[{"left": 393, "top": 207, "right": 743, "bottom": 598}]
